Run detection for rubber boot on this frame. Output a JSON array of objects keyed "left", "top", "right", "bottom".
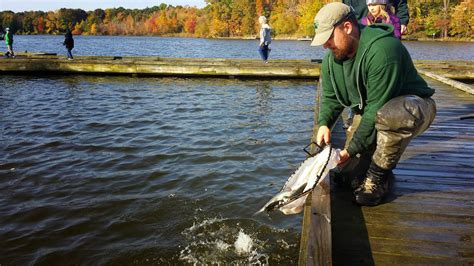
[{"left": 354, "top": 162, "right": 394, "bottom": 206}]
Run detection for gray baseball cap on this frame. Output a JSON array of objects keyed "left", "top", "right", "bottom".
[{"left": 311, "top": 2, "right": 353, "bottom": 46}]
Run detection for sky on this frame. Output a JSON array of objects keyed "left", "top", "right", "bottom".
[{"left": 0, "top": 0, "right": 207, "bottom": 12}]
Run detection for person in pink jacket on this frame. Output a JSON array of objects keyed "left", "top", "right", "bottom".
[{"left": 361, "top": 0, "right": 401, "bottom": 39}]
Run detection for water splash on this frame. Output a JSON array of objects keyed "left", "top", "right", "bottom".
[
  {"left": 234, "top": 230, "right": 253, "bottom": 255},
  {"left": 179, "top": 217, "right": 269, "bottom": 265}
]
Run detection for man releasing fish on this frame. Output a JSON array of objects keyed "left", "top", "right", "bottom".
[{"left": 258, "top": 145, "right": 340, "bottom": 215}]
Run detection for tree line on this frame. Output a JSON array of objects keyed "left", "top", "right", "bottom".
[{"left": 0, "top": 0, "right": 472, "bottom": 39}]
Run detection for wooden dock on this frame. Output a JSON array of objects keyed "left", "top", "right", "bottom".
[
  {"left": 0, "top": 54, "right": 320, "bottom": 79},
  {"left": 1, "top": 54, "right": 473, "bottom": 81},
  {"left": 300, "top": 76, "right": 474, "bottom": 265}
]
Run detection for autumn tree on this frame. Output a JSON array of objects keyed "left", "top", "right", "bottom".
[
  {"left": 206, "top": 0, "right": 232, "bottom": 37},
  {"left": 2, "top": 1, "right": 471, "bottom": 39},
  {"left": 449, "top": 0, "right": 473, "bottom": 38},
  {"left": 270, "top": 0, "right": 298, "bottom": 36},
  {"left": 297, "top": 0, "right": 325, "bottom": 37}
]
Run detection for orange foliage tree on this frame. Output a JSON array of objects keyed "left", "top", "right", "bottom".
[{"left": 0, "top": 0, "right": 471, "bottom": 39}]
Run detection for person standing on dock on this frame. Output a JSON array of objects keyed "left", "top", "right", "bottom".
[
  {"left": 4, "top": 28, "right": 15, "bottom": 58},
  {"left": 258, "top": 16, "right": 272, "bottom": 64},
  {"left": 63, "top": 29, "right": 74, "bottom": 60},
  {"left": 312, "top": 3, "right": 436, "bottom": 206}
]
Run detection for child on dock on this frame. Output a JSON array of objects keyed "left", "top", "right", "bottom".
[
  {"left": 258, "top": 16, "right": 272, "bottom": 63},
  {"left": 362, "top": 0, "right": 401, "bottom": 39}
]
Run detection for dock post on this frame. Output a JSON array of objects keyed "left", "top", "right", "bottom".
[{"left": 299, "top": 79, "right": 333, "bottom": 266}]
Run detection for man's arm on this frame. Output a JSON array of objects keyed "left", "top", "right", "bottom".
[
  {"left": 317, "top": 57, "right": 344, "bottom": 130},
  {"left": 316, "top": 56, "right": 344, "bottom": 152}
]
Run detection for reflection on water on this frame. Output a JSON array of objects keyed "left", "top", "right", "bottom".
[{"left": 0, "top": 75, "right": 315, "bottom": 264}]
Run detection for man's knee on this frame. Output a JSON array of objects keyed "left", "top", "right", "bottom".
[
  {"left": 375, "top": 95, "right": 435, "bottom": 134},
  {"left": 372, "top": 95, "right": 436, "bottom": 170}
]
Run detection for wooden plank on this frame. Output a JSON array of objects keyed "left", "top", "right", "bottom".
[
  {"left": 418, "top": 69, "right": 474, "bottom": 94},
  {"left": 310, "top": 176, "right": 332, "bottom": 266},
  {"left": 299, "top": 78, "right": 333, "bottom": 266},
  {"left": 1, "top": 56, "right": 473, "bottom": 80},
  {"left": 299, "top": 191, "right": 314, "bottom": 266},
  {"left": 372, "top": 253, "right": 470, "bottom": 265},
  {"left": 299, "top": 177, "right": 333, "bottom": 266},
  {"left": 368, "top": 238, "right": 474, "bottom": 260},
  {"left": 362, "top": 211, "right": 474, "bottom": 228},
  {"left": 414, "top": 60, "right": 474, "bottom": 80},
  {"left": 0, "top": 56, "right": 321, "bottom": 79}
]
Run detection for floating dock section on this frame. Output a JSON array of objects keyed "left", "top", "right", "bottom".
[
  {"left": 0, "top": 54, "right": 320, "bottom": 79},
  {"left": 1, "top": 54, "right": 473, "bottom": 82}
]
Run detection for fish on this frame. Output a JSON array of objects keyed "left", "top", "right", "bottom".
[{"left": 257, "top": 145, "right": 340, "bottom": 215}]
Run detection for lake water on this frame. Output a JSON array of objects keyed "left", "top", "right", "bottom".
[
  {"left": 10, "top": 35, "right": 474, "bottom": 60},
  {"left": 1, "top": 36, "right": 473, "bottom": 265}
]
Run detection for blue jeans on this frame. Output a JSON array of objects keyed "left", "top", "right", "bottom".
[
  {"left": 258, "top": 45, "right": 269, "bottom": 61},
  {"left": 67, "top": 49, "right": 73, "bottom": 59}
]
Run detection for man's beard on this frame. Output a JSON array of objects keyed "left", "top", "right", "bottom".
[{"left": 332, "top": 33, "right": 356, "bottom": 61}]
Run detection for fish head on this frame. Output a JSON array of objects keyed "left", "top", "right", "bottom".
[{"left": 255, "top": 191, "right": 294, "bottom": 214}]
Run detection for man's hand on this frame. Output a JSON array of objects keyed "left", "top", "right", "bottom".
[
  {"left": 401, "top": 25, "right": 407, "bottom": 35},
  {"left": 338, "top": 149, "right": 350, "bottom": 165},
  {"left": 316, "top": 126, "right": 331, "bottom": 146}
]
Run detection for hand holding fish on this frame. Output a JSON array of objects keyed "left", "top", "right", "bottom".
[
  {"left": 338, "top": 149, "right": 350, "bottom": 165},
  {"left": 317, "top": 126, "right": 349, "bottom": 164},
  {"left": 316, "top": 126, "right": 331, "bottom": 146}
]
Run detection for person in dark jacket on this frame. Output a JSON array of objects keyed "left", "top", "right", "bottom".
[
  {"left": 4, "top": 28, "right": 15, "bottom": 58},
  {"left": 343, "top": 0, "right": 409, "bottom": 35},
  {"left": 311, "top": 3, "right": 436, "bottom": 206},
  {"left": 63, "top": 29, "right": 74, "bottom": 59}
]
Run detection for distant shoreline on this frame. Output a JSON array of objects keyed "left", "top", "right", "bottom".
[{"left": 14, "top": 33, "right": 474, "bottom": 43}]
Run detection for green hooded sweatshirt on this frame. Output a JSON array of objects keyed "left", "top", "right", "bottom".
[
  {"left": 318, "top": 24, "right": 434, "bottom": 157},
  {"left": 5, "top": 31, "right": 13, "bottom": 45}
]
